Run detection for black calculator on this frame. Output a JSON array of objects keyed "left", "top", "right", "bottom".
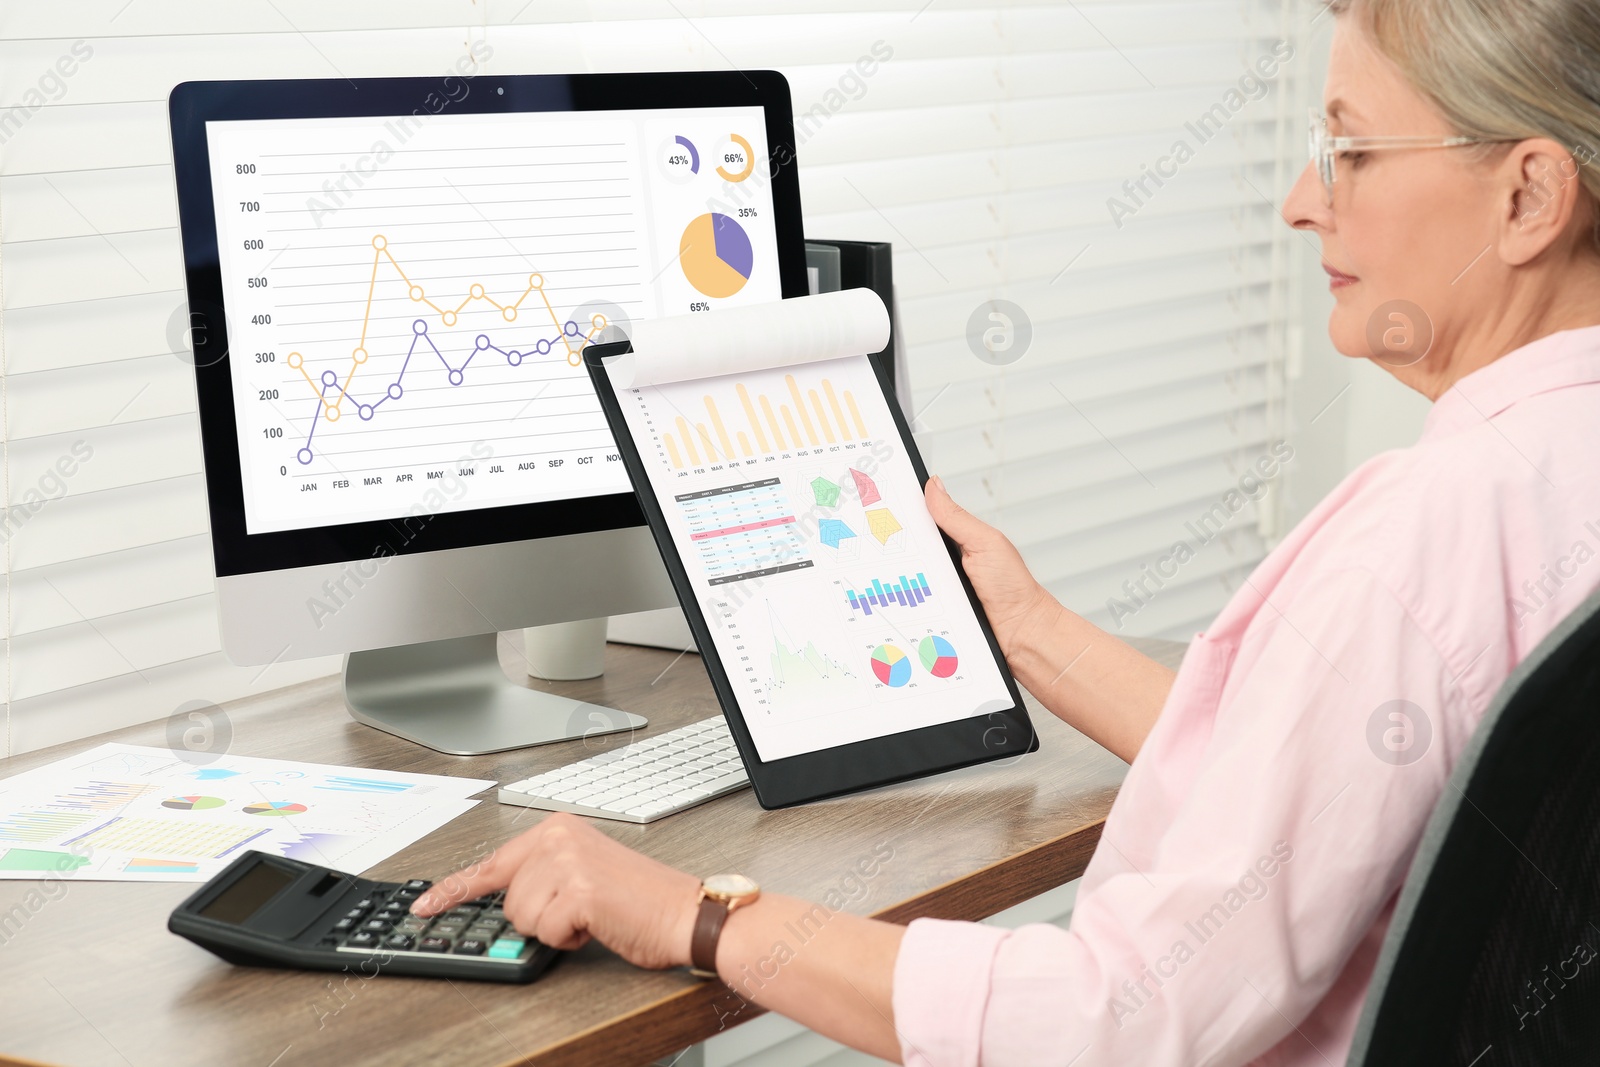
[{"left": 169, "top": 850, "right": 559, "bottom": 983}]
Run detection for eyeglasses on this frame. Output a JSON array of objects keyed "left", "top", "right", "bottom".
[{"left": 1308, "top": 109, "right": 1509, "bottom": 203}]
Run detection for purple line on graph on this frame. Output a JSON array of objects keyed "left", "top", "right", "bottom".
[{"left": 294, "top": 317, "right": 583, "bottom": 464}]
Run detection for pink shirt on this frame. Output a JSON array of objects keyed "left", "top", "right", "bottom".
[{"left": 892, "top": 325, "right": 1600, "bottom": 1066}]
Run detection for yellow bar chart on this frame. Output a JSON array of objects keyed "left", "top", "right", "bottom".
[{"left": 662, "top": 371, "right": 871, "bottom": 469}]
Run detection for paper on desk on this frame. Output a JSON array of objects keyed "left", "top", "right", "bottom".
[
  {"left": 0, "top": 743, "right": 494, "bottom": 882},
  {"left": 605, "top": 287, "right": 890, "bottom": 388}
]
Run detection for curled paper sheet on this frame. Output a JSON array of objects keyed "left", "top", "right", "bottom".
[{"left": 605, "top": 287, "right": 890, "bottom": 388}]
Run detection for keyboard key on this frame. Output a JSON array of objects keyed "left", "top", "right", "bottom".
[
  {"left": 418, "top": 937, "right": 452, "bottom": 953},
  {"left": 383, "top": 933, "right": 416, "bottom": 951},
  {"left": 331, "top": 917, "right": 357, "bottom": 933},
  {"left": 487, "top": 937, "right": 526, "bottom": 959},
  {"left": 401, "top": 879, "right": 431, "bottom": 892},
  {"left": 361, "top": 919, "right": 394, "bottom": 933},
  {"left": 347, "top": 931, "right": 380, "bottom": 948},
  {"left": 454, "top": 939, "right": 489, "bottom": 956}
]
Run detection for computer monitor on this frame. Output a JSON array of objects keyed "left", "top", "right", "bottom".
[{"left": 168, "top": 71, "right": 808, "bottom": 754}]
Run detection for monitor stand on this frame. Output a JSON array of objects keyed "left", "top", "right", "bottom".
[{"left": 343, "top": 632, "right": 647, "bottom": 755}]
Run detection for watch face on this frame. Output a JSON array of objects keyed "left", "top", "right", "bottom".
[{"left": 704, "top": 873, "right": 759, "bottom": 899}]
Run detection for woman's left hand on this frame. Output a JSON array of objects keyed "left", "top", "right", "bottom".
[{"left": 409, "top": 812, "right": 703, "bottom": 969}]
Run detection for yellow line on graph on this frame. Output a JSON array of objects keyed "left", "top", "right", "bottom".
[
  {"left": 807, "top": 389, "right": 836, "bottom": 443},
  {"left": 785, "top": 374, "right": 819, "bottom": 446},
  {"left": 780, "top": 404, "right": 803, "bottom": 451},
  {"left": 737, "top": 431, "right": 752, "bottom": 457},
  {"left": 664, "top": 434, "right": 684, "bottom": 469},
  {"left": 296, "top": 235, "right": 600, "bottom": 419},
  {"left": 676, "top": 416, "right": 701, "bottom": 466},
  {"left": 705, "top": 396, "right": 735, "bottom": 459},
  {"left": 844, "top": 389, "right": 868, "bottom": 438},
  {"left": 696, "top": 423, "right": 719, "bottom": 462},
  {"left": 823, "top": 379, "right": 853, "bottom": 441},
  {"left": 760, "top": 395, "right": 786, "bottom": 450},
  {"left": 737, "top": 384, "right": 770, "bottom": 452}
]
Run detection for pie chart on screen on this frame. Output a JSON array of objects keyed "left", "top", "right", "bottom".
[{"left": 680, "top": 212, "right": 754, "bottom": 298}]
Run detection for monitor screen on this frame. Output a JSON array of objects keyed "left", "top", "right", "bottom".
[{"left": 204, "top": 107, "right": 782, "bottom": 535}]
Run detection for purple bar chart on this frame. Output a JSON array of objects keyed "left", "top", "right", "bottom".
[{"left": 844, "top": 573, "right": 931, "bottom": 616}]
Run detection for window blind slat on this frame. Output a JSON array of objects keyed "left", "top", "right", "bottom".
[
  {"left": 7, "top": 535, "right": 213, "bottom": 636},
  {"left": 5, "top": 354, "right": 191, "bottom": 441},
  {"left": 2, "top": 290, "right": 184, "bottom": 375},
  {"left": 0, "top": 1, "right": 1290, "bottom": 40},
  {"left": 4, "top": 475, "right": 209, "bottom": 572}
]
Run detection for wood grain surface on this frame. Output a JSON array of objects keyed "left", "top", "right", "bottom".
[{"left": 0, "top": 636, "right": 1185, "bottom": 1067}]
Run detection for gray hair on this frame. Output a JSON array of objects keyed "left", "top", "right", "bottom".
[{"left": 1331, "top": 0, "right": 1600, "bottom": 249}]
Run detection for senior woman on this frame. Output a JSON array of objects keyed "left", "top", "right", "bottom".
[{"left": 412, "top": 0, "right": 1600, "bottom": 1062}]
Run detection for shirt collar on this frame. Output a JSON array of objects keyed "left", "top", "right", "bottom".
[{"left": 1423, "top": 324, "right": 1600, "bottom": 441}]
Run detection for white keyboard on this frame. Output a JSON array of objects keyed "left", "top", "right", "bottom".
[{"left": 497, "top": 717, "right": 751, "bottom": 823}]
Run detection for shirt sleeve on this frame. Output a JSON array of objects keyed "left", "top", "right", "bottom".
[{"left": 891, "top": 567, "right": 1478, "bottom": 1067}]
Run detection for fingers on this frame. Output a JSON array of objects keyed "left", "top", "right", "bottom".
[
  {"left": 924, "top": 475, "right": 992, "bottom": 547},
  {"left": 411, "top": 834, "right": 532, "bottom": 915}
]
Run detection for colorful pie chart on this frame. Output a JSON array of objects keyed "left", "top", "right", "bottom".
[
  {"left": 243, "top": 801, "right": 307, "bottom": 817},
  {"left": 918, "top": 635, "right": 959, "bottom": 678},
  {"left": 680, "top": 212, "right": 754, "bottom": 298},
  {"left": 871, "top": 644, "right": 912, "bottom": 688},
  {"left": 161, "top": 795, "right": 226, "bottom": 811}
]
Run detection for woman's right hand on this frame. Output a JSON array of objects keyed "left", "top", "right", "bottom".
[{"left": 923, "top": 475, "right": 1060, "bottom": 658}]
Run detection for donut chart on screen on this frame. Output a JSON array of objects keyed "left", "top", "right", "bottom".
[
  {"left": 917, "top": 635, "right": 959, "bottom": 678},
  {"left": 680, "top": 212, "right": 754, "bottom": 298},
  {"left": 871, "top": 644, "right": 912, "bottom": 688}
]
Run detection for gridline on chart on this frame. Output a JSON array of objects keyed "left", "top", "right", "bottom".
[{"left": 69, "top": 816, "right": 269, "bottom": 859}]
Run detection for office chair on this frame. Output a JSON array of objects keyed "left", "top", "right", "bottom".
[{"left": 1346, "top": 585, "right": 1600, "bottom": 1066}]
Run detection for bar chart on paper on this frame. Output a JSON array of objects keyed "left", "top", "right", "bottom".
[
  {"left": 655, "top": 370, "right": 872, "bottom": 470},
  {"left": 845, "top": 572, "right": 933, "bottom": 616}
]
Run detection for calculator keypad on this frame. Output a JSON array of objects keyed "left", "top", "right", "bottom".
[{"left": 327, "top": 883, "right": 531, "bottom": 963}]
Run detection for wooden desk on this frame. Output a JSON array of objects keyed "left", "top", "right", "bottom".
[{"left": 0, "top": 637, "right": 1184, "bottom": 1067}]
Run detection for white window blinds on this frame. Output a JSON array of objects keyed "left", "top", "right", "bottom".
[{"left": 0, "top": 0, "right": 1304, "bottom": 755}]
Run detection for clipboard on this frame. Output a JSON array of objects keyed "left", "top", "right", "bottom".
[{"left": 583, "top": 330, "right": 1036, "bottom": 809}]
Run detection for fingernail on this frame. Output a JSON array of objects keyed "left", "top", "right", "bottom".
[{"left": 412, "top": 892, "right": 435, "bottom": 913}]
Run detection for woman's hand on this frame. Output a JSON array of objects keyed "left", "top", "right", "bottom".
[
  {"left": 410, "top": 813, "right": 701, "bottom": 969},
  {"left": 924, "top": 475, "right": 1060, "bottom": 657}
]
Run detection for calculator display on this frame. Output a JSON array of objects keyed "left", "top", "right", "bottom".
[{"left": 199, "top": 862, "right": 295, "bottom": 924}]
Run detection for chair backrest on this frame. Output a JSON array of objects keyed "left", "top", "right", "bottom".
[{"left": 1347, "top": 585, "right": 1600, "bottom": 1066}]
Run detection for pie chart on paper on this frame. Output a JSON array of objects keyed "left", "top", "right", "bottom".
[
  {"left": 680, "top": 212, "right": 754, "bottom": 298},
  {"left": 870, "top": 644, "right": 912, "bottom": 688},
  {"left": 917, "top": 635, "right": 959, "bottom": 678},
  {"left": 161, "top": 795, "right": 226, "bottom": 811},
  {"left": 243, "top": 801, "right": 308, "bottom": 817}
]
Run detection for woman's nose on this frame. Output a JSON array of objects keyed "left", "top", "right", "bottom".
[{"left": 1282, "top": 161, "right": 1331, "bottom": 232}]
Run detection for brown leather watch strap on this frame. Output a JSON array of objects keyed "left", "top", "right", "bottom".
[{"left": 690, "top": 895, "right": 730, "bottom": 976}]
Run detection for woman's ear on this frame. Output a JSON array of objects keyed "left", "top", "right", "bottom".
[{"left": 1499, "top": 138, "right": 1590, "bottom": 266}]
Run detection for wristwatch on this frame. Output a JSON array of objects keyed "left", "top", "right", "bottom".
[{"left": 689, "top": 873, "right": 761, "bottom": 978}]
